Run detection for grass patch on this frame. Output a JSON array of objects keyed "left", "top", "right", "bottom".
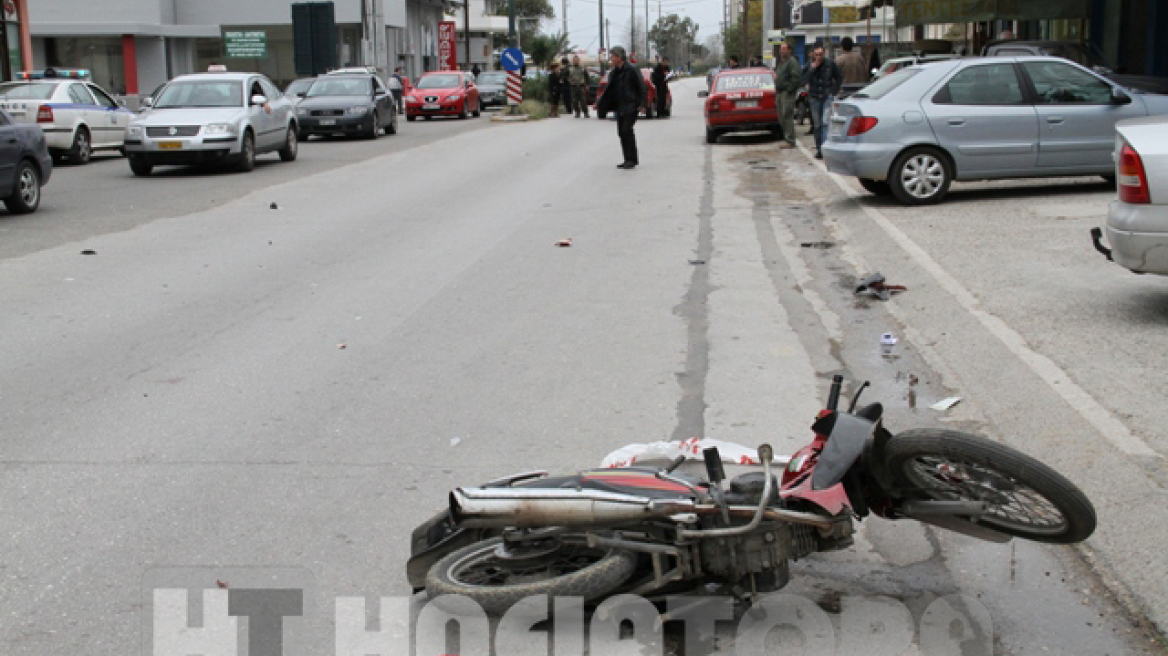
[{"left": 518, "top": 100, "right": 551, "bottom": 120}]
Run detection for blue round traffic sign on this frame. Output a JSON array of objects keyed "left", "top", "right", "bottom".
[{"left": 501, "top": 48, "right": 524, "bottom": 72}]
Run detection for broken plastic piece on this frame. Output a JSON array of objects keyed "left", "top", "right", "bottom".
[
  {"left": 555, "top": 239, "right": 572, "bottom": 247},
  {"left": 855, "top": 272, "right": 907, "bottom": 301},
  {"left": 931, "top": 397, "right": 962, "bottom": 411}
]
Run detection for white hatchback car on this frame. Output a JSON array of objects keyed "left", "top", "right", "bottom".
[
  {"left": 1093, "top": 116, "right": 1168, "bottom": 275},
  {"left": 0, "top": 69, "right": 133, "bottom": 164}
]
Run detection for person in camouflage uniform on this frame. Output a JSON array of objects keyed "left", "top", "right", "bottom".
[
  {"left": 774, "top": 42, "right": 802, "bottom": 149},
  {"left": 567, "top": 55, "right": 591, "bottom": 118}
]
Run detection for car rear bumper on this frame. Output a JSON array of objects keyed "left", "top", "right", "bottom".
[
  {"left": 1103, "top": 200, "right": 1168, "bottom": 275},
  {"left": 299, "top": 115, "right": 374, "bottom": 134},
  {"left": 40, "top": 128, "right": 75, "bottom": 151},
  {"left": 822, "top": 141, "right": 899, "bottom": 180}
]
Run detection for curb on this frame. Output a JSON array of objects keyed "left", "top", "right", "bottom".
[{"left": 490, "top": 114, "right": 530, "bottom": 123}]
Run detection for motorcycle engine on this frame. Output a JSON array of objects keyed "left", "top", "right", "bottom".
[{"left": 699, "top": 520, "right": 792, "bottom": 592}]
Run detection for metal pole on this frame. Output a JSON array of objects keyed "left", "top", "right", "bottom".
[
  {"left": 564, "top": 0, "right": 569, "bottom": 38},
  {"left": 508, "top": 0, "right": 517, "bottom": 47},
  {"left": 741, "top": 0, "right": 748, "bottom": 64},
  {"left": 599, "top": 0, "right": 606, "bottom": 71},
  {"left": 631, "top": 0, "right": 636, "bottom": 59},
  {"left": 645, "top": 0, "right": 650, "bottom": 60},
  {"left": 465, "top": 0, "right": 473, "bottom": 70}
]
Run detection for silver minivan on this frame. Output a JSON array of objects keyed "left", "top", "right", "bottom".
[{"left": 822, "top": 57, "right": 1168, "bottom": 205}]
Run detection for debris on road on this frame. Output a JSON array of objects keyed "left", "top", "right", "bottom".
[
  {"left": 216, "top": 580, "right": 229, "bottom": 589},
  {"left": 931, "top": 397, "right": 963, "bottom": 411},
  {"left": 800, "top": 241, "right": 835, "bottom": 249},
  {"left": 450, "top": 437, "right": 462, "bottom": 447},
  {"left": 880, "top": 332, "right": 898, "bottom": 356},
  {"left": 81, "top": 249, "right": 96, "bottom": 255},
  {"left": 855, "top": 272, "right": 907, "bottom": 301},
  {"left": 555, "top": 238, "right": 572, "bottom": 247},
  {"left": 602, "top": 438, "right": 791, "bottom": 468},
  {"left": 270, "top": 202, "right": 278, "bottom": 210},
  {"left": 337, "top": 343, "right": 347, "bottom": 350}
]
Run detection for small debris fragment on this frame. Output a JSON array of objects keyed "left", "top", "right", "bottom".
[
  {"left": 337, "top": 343, "right": 347, "bottom": 350},
  {"left": 688, "top": 259, "right": 706, "bottom": 265},
  {"left": 450, "top": 437, "right": 462, "bottom": 447},
  {"left": 800, "top": 241, "right": 835, "bottom": 249},
  {"left": 555, "top": 238, "right": 572, "bottom": 247},
  {"left": 270, "top": 202, "right": 278, "bottom": 209},
  {"left": 880, "top": 333, "right": 898, "bottom": 356},
  {"left": 216, "top": 580, "right": 229, "bottom": 589},
  {"left": 81, "top": 249, "right": 96, "bottom": 255},
  {"left": 855, "top": 272, "right": 907, "bottom": 301},
  {"left": 931, "top": 397, "right": 962, "bottom": 411}
]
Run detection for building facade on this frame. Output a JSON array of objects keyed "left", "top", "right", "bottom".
[
  {"left": 443, "top": 0, "right": 507, "bottom": 70},
  {"left": 28, "top": 0, "right": 453, "bottom": 100}
]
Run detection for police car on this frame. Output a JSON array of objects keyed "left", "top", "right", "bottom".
[{"left": 0, "top": 68, "right": 133, "bottom": 164}]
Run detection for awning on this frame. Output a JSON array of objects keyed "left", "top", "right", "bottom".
[{"left": 892, "top": 0, "right": 1089, "bottom": 27}]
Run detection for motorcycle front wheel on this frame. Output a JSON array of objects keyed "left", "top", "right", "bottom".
[
  {"left": 425, "top": 536, "right": 636, "bottom": 615},
  {"left": 885, "top": 429, "right": 1096, "bottom": 544}
]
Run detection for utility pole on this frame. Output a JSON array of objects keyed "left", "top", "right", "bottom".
[
  {"left": 631, "top": 0, "right": 636, "bottom": 60},
  {"left": 508, "top": 0, "right": 517, "bottom": 47},
  {"left": 741, "top": 0, "right": 748, "bottom": 64},
  {"left": 465, "top": 0, "right": 472, "bottom": 71},
  {"left": 599, "top": 0, "right": 606, "bottom": 71},
  {"left": 645, "top": 0, "right": 650, "bottom": 60},
  {"left": 563, "top": 0, "right": 568, "bottom": 39}
]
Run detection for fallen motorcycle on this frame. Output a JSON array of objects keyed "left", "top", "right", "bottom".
[{"left": 407, "top": 376, "right": 1096, "bottom": 614}]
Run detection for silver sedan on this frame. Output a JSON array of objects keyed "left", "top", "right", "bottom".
[{"left": 822, "top": 57, "right": 1168, "bottom": 205}]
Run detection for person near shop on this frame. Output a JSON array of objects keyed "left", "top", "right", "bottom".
[
  {"left": 650, "top": 57, "right": 671, "bottom": 117},
  {"left": 547, "top": 62, "right": 564, "bottom": 117},
  {"left": 567, "top": 55, "right": 591, "bottom": 118},
  {"left": 471, "top": 63, "right": 481, "bottom": 77},
  {"left": 559, "top": 57, "right": 573, "bottom": 114},
  {"left": 595, "top": 46, "right": 646, "bottom": 169},
  {"left": 775, "top": 42, "right": 801, "bottom": 150},
  {"left": 802, "top": 44, "right": 842, "bottom": 159},
  {"left": 836, "top": 37, "right": 867, "bottom": 84}
]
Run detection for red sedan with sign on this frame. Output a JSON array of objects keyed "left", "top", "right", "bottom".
[
  {"left": 700, "top": 68, "right": 780, "bottom": 144},
  {"left": 594, "top": 68, "right": 672, "bottom": 119},
  {"left": 405, "top": 72, "right": 481, "bottom": 121}
]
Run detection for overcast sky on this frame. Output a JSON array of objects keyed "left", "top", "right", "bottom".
[{"left": 549, "top": 0, "right": 726, "bottom": 55}]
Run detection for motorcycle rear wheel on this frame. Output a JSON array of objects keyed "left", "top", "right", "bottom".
[
  {"left": 885, "top": 429, "right": 1096, "bottom": 544},
  {"left": 425, "top": 536, "right": 636, "bottom": 615}
]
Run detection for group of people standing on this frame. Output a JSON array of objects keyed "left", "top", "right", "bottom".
[
  {"left": 771, "top": 36, "right": 872, "bottom": 159},
  {"left": 546, "top": 56, "right": 593, "bottom": 118}
]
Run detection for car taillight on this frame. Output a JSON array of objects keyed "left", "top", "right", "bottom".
[
  {"left": 1118, "top": 143, "right": 1150, "bottom": 205},
  {"left": 847, "top": 116, "right": 878, "bottom": 136},
  {"left": 36, "top": 105, "right": 53, "bottom": 123}
]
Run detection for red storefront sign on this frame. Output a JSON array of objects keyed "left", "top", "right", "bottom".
[{"left": 438, "top": 21, "right": 457, "bottom": 71}]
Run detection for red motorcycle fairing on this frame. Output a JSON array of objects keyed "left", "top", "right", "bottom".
[{"left": 781, "top": 439, "right": 853, "bottom": 517}]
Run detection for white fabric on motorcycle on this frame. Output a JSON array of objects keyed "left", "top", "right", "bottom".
[{"left": 601, "top": 438, "right": 791, "bottom": 468}]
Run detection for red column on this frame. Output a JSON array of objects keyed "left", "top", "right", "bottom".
[
  {"left": 15, "top": 0, "right": 31, "bottom": 72},
  {"left": 122, "top": 34, "right": 138, "bottom": 94}
]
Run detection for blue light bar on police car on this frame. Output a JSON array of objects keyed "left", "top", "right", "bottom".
[{"left": 18, "top": 68, "right": 92, "bottom": 80}]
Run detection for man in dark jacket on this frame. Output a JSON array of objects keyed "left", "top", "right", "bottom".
[
  {"left": 802, "top": 44, "right": 842, "bottom": 159},
  {"left": 650, "top": 57, "right": 671, "bottom": 117},
  {"left": 596, "top": 46, "right": 646, "bottom": 169}
]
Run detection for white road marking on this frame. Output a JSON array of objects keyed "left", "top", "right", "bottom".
[{"left": 798, "top": 143, "right": 1159, "bottom": 458}]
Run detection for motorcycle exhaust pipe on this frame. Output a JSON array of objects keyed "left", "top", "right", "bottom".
[{"left": 450, "top": 487, "right": 697, "bottom": 528}]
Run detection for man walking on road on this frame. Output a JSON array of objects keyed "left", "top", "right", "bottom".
[
  {"left": 802, "top": 44, "right": 842, "bottom": 159},
  {"left": 388, "top": 67, "right": 405, "bottom": 113},
  {"left": 836, "top": 37, "right": 867, "bottom": 85},
  {"left": 596, "top": 46, "right": 646, "bottom": 169},
  {"left": 775, "top": 42, "right": 801, "bottom": 150},
  {"left": 651, "top": 57, "right": 671, "bottom": 118},
  {"left": 568, "top": 55, "right": 591, "bottom": 118}
]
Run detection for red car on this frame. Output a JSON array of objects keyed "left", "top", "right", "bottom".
[
  {"left": 594, "top": 68, "right": 672, "bottom": 119},
  {"left": 700, "top": 67, "right": 780, "bottom": 144},
  {"left": 405, "top": 71, "right": 480, "bottom": 121}
]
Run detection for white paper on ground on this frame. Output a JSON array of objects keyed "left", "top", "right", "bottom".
[{"left": 601, "top": 438, "right": 792, "bottom": 468}]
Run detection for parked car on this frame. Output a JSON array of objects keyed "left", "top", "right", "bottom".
[
  {"left": 1092, "top": 116, "right": 1168, "bottom": 275},
  {"left": 284, "top": 77, "right": 316, "bottom": 103},
  {"left": 593, "top": 68, "right": 672, "bottom": 119},
  {"left": 982, "top": 40, "right": 1168, "bottom": 95},
  {"left": 871, "top": 54, "right": 960, "bottom": 80},
  {"left": 822, "top": 57, "right": 1168, "bottom": 205},
  {"left": 295, "top": 74, "right": 396, "bottom": 139},
  {"left": 0, "top": 68, "right": 133, "bottom": 164},
  {"left": 123, "top": 70, "right": 299, "bottom": 176},
  {"left": 474, "top": 71, "right": 508, "bottom": 108},
  {"left": 405, "top": 72, "right": 480, "bottom": 121},
  {"left": 0, "top": 108, "right": 52, "bottom": 213},
  {"left": 699, "top": 68, "right": 781, "bottom": 143}
]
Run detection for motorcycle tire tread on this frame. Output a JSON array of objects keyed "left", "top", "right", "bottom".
[
  {"left": 424, "top": 537, "right": 637, "bottom": 615},
  {"left": 884, "top": 429, "right": 1096, "bottom": 544}
]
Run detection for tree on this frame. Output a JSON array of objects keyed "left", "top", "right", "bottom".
[
  {"left": 487, "top": 0, "right": 555, "bottom": 49},
  {"left": 721, "top": 0, "right": 762, "bottom": 64},
  {"left": 648, "top": 14, "right": 699, "bottom": 64},
  {"left": 528, "top": 32, "right": 572, "bottom": 69}
]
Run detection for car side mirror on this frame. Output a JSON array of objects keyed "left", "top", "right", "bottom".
[
  {"left": 697, "top": 90, "right": 709, "bottom": 98},
  {"left": 1111, "top": 87, "right": 1132, "bottom": 104},
  {"left": 250, "top": 94, "right": 268, "bottom": 106}
]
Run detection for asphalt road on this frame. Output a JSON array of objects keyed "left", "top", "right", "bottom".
[{"left": 0, "top": 80, "right": 1163, "bottom": 654}]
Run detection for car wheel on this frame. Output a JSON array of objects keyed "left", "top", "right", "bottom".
[
  {"left": 4, "top": 160, "right": 41, "bottom": 214},
  {"left": 472, "top": 100, "right": 481, "bottom": 118},
  {"left": 459, "top": 101, "right": 468, "bottom": 120},
  {"left": 705, "top": 128, "right": 718, "bottom": 144},
  {"left": 407, "top": 115, "right": 417, "bottom": 122},
  {"left": 859, "top": 178, "right": 892, "bottom": 196},
  {"left": 385, "top": 110, "right": 397, "bottom": 135},
  {"left": 889, "top": 147, "right": 952, "bottom": 205},
  {"left": 236, "top": 131, "right": 256, "bottom": 172},
  {"left": 69, "top": 126, "right": 92, "bottom": 165},
  {"left": 367, "top": 111, "right": 380, "bottom": 139},
  {"left": 279, "top": 126, "right": 298, "bottom": 161},
  {"left": 129, "top": 157, "right": 153, "bottom": 177}
]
